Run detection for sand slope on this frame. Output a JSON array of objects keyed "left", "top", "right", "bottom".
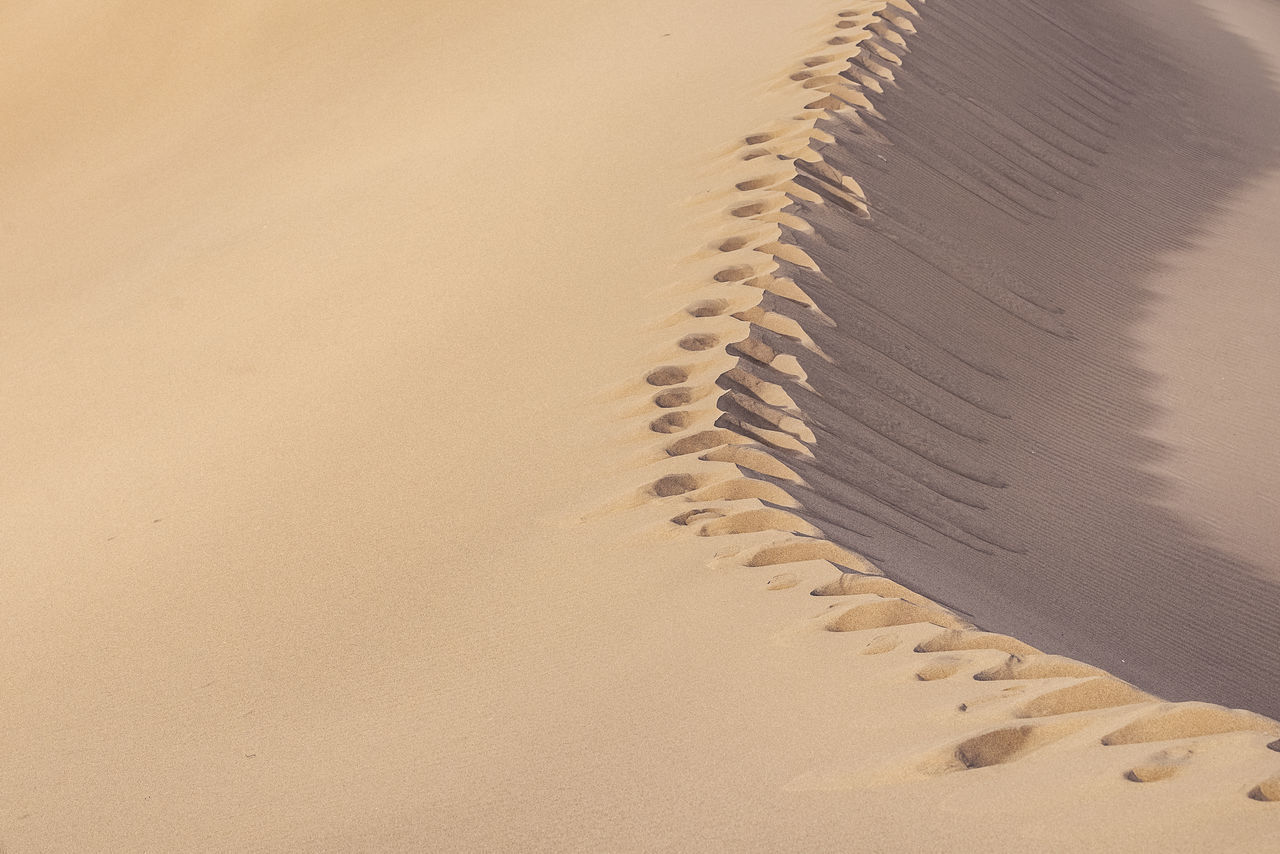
[
  {"left": 3, "top": 0, "right": 1280, "bottom": 851},
  {"left": 719, "top": 0, "right": 1280, "bottom": 717}
]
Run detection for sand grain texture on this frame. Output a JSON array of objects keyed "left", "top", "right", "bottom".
[
  {"left": 738, "top": 0, "right": 1280, "bottom": 718},
  {"left": 3, "top": 0, "right": 1280, "bottom": 852}
]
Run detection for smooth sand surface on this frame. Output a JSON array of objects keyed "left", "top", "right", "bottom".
[
  {"left": 1138, "top": 0, "right": 1280, "bottom": 576},
  {"left": 3, "top": 1, "right": 1280, "bottom": 851}
]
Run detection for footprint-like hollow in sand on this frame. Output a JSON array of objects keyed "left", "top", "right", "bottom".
[
  {"left": 914, "top": 630, "right": 1039, "bottom": 658},
  {"left": 1125, "top": 748, "right": 1192, "bottom": 783},
  {"left": 1248, "top": 776, "right": 1280, "bottom": 802},
  {"left": 801, "top": 75, "right": 842, "bottom": 91},
  {"left": 687, "top": 298, "right": 730, "bottom": 318},
  {"left": 714, "top": 265, "right": 758, "bottom": 283},
  {"left": 671, "top": 508, "right": 722, "bottom": 526},
  {"left": 916, "top": 656, "right": 966, "bottom": 681},
  {"left": 736, "top": 175, "right": 785, "bottom": 192},
  {"left": 744, "top": 131, "right": 781, "bottom": 145},
  {"left": 957, "top": 685, "right": 1030, "bottom": 713},
  {"left": 826, "top": 598, "right": 963, "bottom": 633},
  {"left": 718, "top": 236, "right": 752, "bottom": 252},
  {"left": 667, "top": 429, "right": 740, "bottom": 457},
  {"left": 698, "top": 507, "right": 817, "bottom": 538},
  {"left": 650, "top": 411, "right": 692, "bottom": 434},
  {"left": 650, "top": 474, "right": 702, "bottom": 498},
  {"left": 1125, "top": 766, "right": 1181, "bottom": 783},
  {"left": 805, "top": 94, "right": 852, "bottom": 113},
  {"left": 957, "top": 726, "right": 1039, "bottom": 769},
  {"left": 731, "top": 202, "right": 769, "bottom": 218},
  {"left": 950, "top": 720, "right": 1085, "bottom": 770},
  {"left": 653, "top": 387, "right": 695, "bottom": 408},
  {"left": 646, "top": 366, "right": 690, "bottom": 386},
  {"left": 678, "top": 333, "right": 719, "bottom": 351},
  {"left": 747, "top": 539, "right": 872, "bottom": 569},
  {"left": 811, "top": 574, "right": 921, "bottom": 603}
]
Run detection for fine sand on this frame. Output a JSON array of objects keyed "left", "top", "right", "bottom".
[
  {"left": 2, "top": 1, "right": 1280, "bottom": 852},
  {"left": 771, "top": 0, "right": 1280, "bottom": 718},
  {"left": 1137, "top": 0, "right": 1280, "bottom": 589}
]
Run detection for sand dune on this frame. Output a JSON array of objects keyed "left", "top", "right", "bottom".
[
  {"left": 3, "top": 0, "right": 1280, "bottom": 851},
  {"left": 696, "top": 0, "right": 1280, "bottom": 718}
]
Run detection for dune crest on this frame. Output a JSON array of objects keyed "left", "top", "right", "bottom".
[{"left": 638, "top": 0, "right": 1280, "bottom": 805}]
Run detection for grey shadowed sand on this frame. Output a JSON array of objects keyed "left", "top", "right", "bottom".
[
  {"left": 640, "top": 0, "right": 1280, "bottom": 819},
  {"left": 740, "top": 0, "right": 1280, "bottom": 718}
]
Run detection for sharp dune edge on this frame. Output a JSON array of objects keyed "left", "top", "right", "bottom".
[
  {"left": 783, "top": 0, "right": 1280, "bottom": 721},
  {"left": 641, "top": 0, "right": 1280, "bottom": 832},
  {"left": 4, "top": 0, "right": 1280, "bottom": 851}
]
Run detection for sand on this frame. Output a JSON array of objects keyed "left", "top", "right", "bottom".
[
  {"left": 2, "top": 0, "right": 1279, "bottom": 851},
  {"left": 1137, "top": 0, "right": 1280, "bottom": 577},
  {"left": 774, "top": 0, "right": 1280, "bottom": 718}
]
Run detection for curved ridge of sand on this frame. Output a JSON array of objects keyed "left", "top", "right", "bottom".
[
  {"left": 637, "top": 0, "right": 1280, "bottom": 805},
  {"left": 5, "top": 0, "right": 1280, "bottom": 849},
  {"left": 787, "top": 0, "right": 1280, "bottom": 717}
]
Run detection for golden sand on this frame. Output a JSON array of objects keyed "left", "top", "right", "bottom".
[{"left": 3, "top": 1, "right": 1279, "bottom": 850}]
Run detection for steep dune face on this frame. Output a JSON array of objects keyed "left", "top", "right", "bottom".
[{"left": 756, "top": 0, "right": 1280, "bottom": 716}]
